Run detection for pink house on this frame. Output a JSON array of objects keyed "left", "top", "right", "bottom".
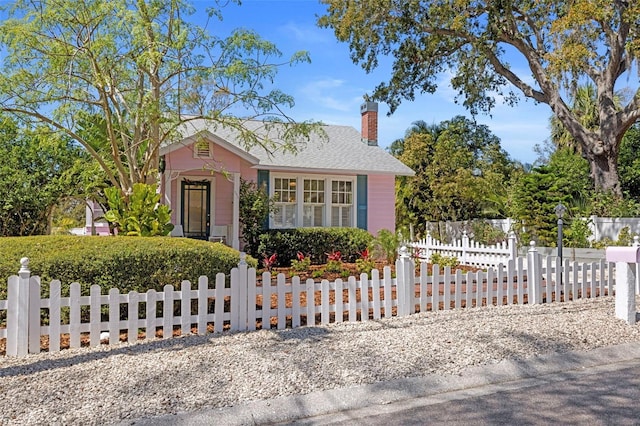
[{"left": 103, "top": 102, "right": 413, "bottom": 248}]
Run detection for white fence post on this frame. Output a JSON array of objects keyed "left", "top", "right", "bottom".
[
  {"left": 425, "top": 232, "right": 432, "bottom": 261},
  {"left": 6, "top": 258, "right": 31, "bottom": 357},
  {"left": 508, "top": 232, "right": 518, "bottom": 261},
  {"left": 606, "top": 246, "right": 640, "bottom": 324},
  {"left": 633, "top": 236, "right": 640, "bottom": 294},
  {"left": 461, "top": 231, "right": 469, "bottom": 264},
  {"left": 396, "top": 246, "right": 414, "bottom": 317},
  {"left": 230, "top": 253, "right": 249, "bottom": 331},
  {"left": 527, "top": 242, "right": 542, "bottom": 304}
]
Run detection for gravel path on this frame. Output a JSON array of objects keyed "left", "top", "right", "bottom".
[{"left": 2, "top": 296, "right": 640, "bottom": 425}]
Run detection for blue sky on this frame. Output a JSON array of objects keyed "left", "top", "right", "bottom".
[{"left": 204, "top": 0, "right": 553, "bottom": 165}]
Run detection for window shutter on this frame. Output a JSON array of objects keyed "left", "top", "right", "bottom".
[
  {"left": 257, "top": 170, "right": 270, "bottom": 229},
  {"left": 357, "top": 175, "right": 367, "bottom": 230}
]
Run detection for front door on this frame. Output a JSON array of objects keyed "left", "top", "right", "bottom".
[{"left": 181, "top": 180, "right": 211, "bottom": 240}]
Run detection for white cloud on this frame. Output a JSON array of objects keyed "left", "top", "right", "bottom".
[
  {"left": 278, "top": 22, "right": 330, "bottom": 44},
  {"left": 298, "top": 78, "right": 365, "bottom": 112}
]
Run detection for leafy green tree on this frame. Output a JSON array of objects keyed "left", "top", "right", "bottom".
[
  {"left": 395, "top": 116, "right": 517, "bottom": 235},
  {"left": 508, "top": 148, "right": 592, "bottom": 246},
  {"left": 0, "top": 0, "right": 321, "bottom": 203},
  {"left": 319, "top": 1, "right": 640, "bottom": 194},
  {"left": 0, "top": 115, "right": 88, "bottom": 236},
  {"left": 239, "top": 179, "right": 273, "bottom": 257},
  {"left": 619, "top": 123, "right": 640, "bottom": 199}
]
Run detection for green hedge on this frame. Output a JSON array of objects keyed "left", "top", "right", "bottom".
[
  {"left": 0, "top": 236, "right": 257, "bottom": 300},
  {"left": 257, "top": 228, "right": 373, "bottom": 266}
]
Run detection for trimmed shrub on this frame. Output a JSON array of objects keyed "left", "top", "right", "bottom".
[
  {"left": 257, "top": 228, "right": 373, "bottom": 267},
  {"left": 0, "top": 235, "right": 257, "bottom": 300}
]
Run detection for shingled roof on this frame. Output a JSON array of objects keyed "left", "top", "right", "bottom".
[{"left": 163, "top": 118, "right": 414, "bottom": 176}]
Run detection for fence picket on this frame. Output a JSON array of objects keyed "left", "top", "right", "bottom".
[
  {"left": 598, "top": 260, "right": 606, "bottom": 296},
  {"left": 590, "top": 262, "right": 597, "bottom": 298},
  {"left": 146, "top": 289, "right": 156, "bottom": 340},
  {"left": 335, "top": 278, "right": 344, "bottom": 323},
  {"left": 359, "top": 274, "right": 369, "bottom": 322},
  {"left": 305, "top": 279, "right": 315, "bottom": 326},
  {"left": 277, "top": 274, "right": 287, "bottom": 329},
  {"left": 214, "top": 274, "right": 225, "bottom": 333},
  {"left": 28, "top": 276, "right": 41, "bottom": 354},
  {"left": 571, "top": 261, "right": 579, "bottom": 300},
  {"left": 516, "top": 258, "right": 524, "bottom": 305},
  {"left": 163, "top": 285, "right": 174, "bottom": 339},
  {"left": 476, "top": 271, "right": 484, "bottom": 308},
  {"left": 372, "top": 270, "right": 381, "bottom": 319},
  {"left": 109, "top": 288, "right": 120, "bottom": 344},
  {"left": 69, "top": 283, "right": 81, "bottom": 348},
  {"left": 321, "top": 279, "right": 330, "bottom": 325},
  {"left": 506, "top": 260, "right": 515, "bottom": 305},
  {"left": 128, "top": 291, "right": 138, "bottom": 343},
  {"left": 486, "top": 268, "right": 494, "bottom": 307},
  {"left": 262, "top": 273, "right": 272, "bottom": 329},
  {"left": 419, "top": 264, "right": 428, "bottom": 312},
  {"left": 348, "top": 276, "right": 357, "bottom": 321},
  {"left": 496, "top": 264, "right": 504, "bottom": 306},
  {"left": 443, "top": 266, "right": 451, "bottom": 311},
  {"left": 454, "top": 270, "right": 463, "bottom": 309},
  {"left": 383, "top": 266, "right": 392, "bottom": 317},
  {"left": 90, "top": 285, "right": 101, "bottom": 347},
  {"left": 432, "top": 264, "right": 440, "bottom": 312},
  {"left": 465, "top": 271, "right": 473, "bottom": 308},
  {"left": 178, "top": 280, "right": 191, "bottom": 336},
  {"left": 247, "top": 270, "right": 257, "bottom": 332},
  {"left": 198, "top": 276, "right": 208, "bottom": 335},
  {"left": 49, "top": 280, "right": 61, "bottom": 352},
  {"left": 292, "top": 276, "right": 301, "bottom": 328}
]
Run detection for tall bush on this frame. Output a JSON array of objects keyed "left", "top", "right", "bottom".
[
  {"left": 104, "top": 183, "right": 173, "bottom": 236},
  {"left": 239, "top": 179, "right": 272, "bottom": 256}
]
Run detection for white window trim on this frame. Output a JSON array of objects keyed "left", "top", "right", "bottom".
[{"left": 269, "top": 173, "right": 357, "bottom": 229}]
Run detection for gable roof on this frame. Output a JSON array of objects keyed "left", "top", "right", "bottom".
[{"left": 163, "top": 119, "right": 415, "bottom": 176}]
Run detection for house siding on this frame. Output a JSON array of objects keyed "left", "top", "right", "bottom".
[
  {"left": 164, "top": 142, "right": 256, "bottom": 228},
  {"left": 367, "top": 174, "right": 396, "bottom": 235}
]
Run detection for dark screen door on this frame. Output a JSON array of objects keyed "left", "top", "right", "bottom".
[{"left": 181, "top": 180, "right": 210, "bottom": 240}]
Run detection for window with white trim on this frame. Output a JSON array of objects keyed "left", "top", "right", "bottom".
[
  {"left": 273, "top": 177, "right": 297, "bottom": 228},
  {"left": 303, "top": 179, "right": 325, "bottom": 227},
  {"left": 269, "top": 174, "right": 356, "bottom": 229},
  {"left": 331, "top": 180, "right": 353, "bottom": 227}
]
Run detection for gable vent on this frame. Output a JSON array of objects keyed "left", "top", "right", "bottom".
[{"left": 195, "top": 140, "right": 211, "bottom": 158}]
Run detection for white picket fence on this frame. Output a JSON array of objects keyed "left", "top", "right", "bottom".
[
  {"left": 1, "top": 245, "right": 614, "bottom": 357},
  {"left": 406, "top": 231, "right": 518, "bottom": 268}
]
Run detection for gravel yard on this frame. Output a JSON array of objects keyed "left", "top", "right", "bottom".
[{"left": 2, "top": 296, "right": 640, "bottom": 425}]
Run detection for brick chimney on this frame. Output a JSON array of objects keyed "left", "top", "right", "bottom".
[{"left": 360, "top": 101, "right": 378, "bottom": 146}]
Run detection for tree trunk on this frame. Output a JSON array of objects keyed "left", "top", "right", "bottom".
[{"left": 589, "top": 149, "right": 622, "bottom": 196}]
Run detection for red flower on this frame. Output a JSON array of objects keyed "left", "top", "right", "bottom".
[
  {"left": 262, "top": 253, "right": 277, "bottom": 270},
  {"left": 360, "top": 248, "right": 370, "bottom": 260},
  {"left": 326, "top": 251, "right": 342, "bottom": 262}
]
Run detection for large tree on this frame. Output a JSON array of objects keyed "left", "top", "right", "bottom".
[
  {"left": 319, "top": 0, "right": 640, "bottom": 194},
  {"left": 508, "top": 147, "right": 592, "bottom": 246},
  {"left": 0, "top": 115, "right": 88, "bottom": 236},
  {"left": 394, "top": 116, "right": 517, "bottom": 234},
  {"left": 0, "top": 0, "right": 320, "bottom": 200}
]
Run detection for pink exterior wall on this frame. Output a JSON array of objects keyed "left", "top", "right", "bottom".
[
  {"left": 163, "top": 142, "right": 257, "bottom": 227},
  {"left": 367, "top": 174, "right": 396, "bottom": 235}
]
